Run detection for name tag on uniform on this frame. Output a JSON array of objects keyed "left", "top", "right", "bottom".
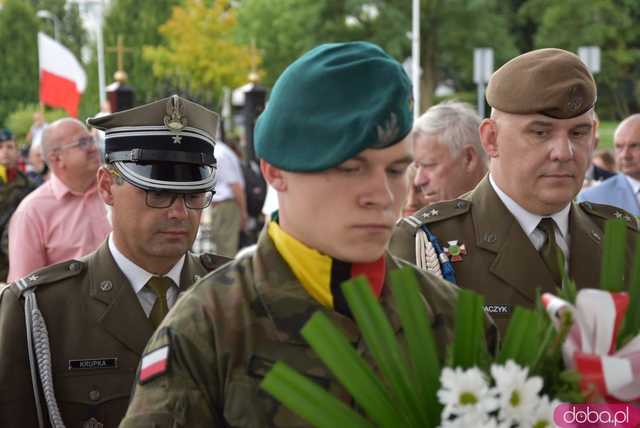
[{"left": 68, "top": 358, "right": 118, "bottom": 370}]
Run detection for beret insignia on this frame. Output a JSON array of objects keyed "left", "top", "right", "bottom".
[
  {"left": 376, "top": 112, "right": 399, "bottom": 147},
  {"left": 567, "top": 85, "right": 583, "bottom": 114}
]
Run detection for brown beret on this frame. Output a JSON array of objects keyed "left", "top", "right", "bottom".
[{"left": 486, "top": 48, "right": 596, "bottom": 119}]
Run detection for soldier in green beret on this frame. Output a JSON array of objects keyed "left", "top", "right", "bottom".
[
  {"left": 390, "top": 48, "right": 639, "bottom": 335},
  {"left": 0, "top": 96, "right": 229, "bottom": 428},
  {"left": 120, "top": 42, "right": 474, "bottom": 427}
]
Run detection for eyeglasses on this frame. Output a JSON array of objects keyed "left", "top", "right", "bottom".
[
  {"left": 145, "top": 190, "right": 214, "bottom": 210},
  {"left": 57, "top": 136, "right": 96, "bottom": 152}
]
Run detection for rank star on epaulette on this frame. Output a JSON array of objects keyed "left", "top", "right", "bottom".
[
  {"left": 422, "top": 208, "right": 439, "bottom": 219},
  {"left": 614, "top": 211, "right": 623, "bottom": 219},
  {"left": 444, "top": 240, "right": 466, "bottom": 262}
]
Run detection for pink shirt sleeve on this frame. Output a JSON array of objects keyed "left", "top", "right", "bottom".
[{"left": 7, "top": 206, "right": 46, "bottom": 282}]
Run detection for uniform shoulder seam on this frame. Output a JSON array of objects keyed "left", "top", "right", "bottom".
[
  {"left": 579, "top": 201, "right": 639, "bottom": 231},
  {"left": 13, "top": 259, "right": 86, "bottom": 295},
  {"left": 403, "top": 199, "right": 472, "bottom": 228}
]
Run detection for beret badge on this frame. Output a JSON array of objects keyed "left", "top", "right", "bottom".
[
  {"left": 566, "top": 85, "right": 583, "bottom": 115},
  {"left": 376, "top": 112, "right": 399, "bottom": 147}
]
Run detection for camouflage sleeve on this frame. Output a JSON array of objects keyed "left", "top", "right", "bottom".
[{"left": 120, "top": 292, "right": 222, "bottom": 427}]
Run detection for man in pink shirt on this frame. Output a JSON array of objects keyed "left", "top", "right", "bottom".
[{"left": 7, "top": 118, "right": 111, "bottom": 282}]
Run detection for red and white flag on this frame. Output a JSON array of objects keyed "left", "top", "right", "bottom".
[
  {"left": 139, "top": 345, "right": 170, "bottom": 384},
  {"left": 38, "top": 32, "right": 87, "bottom": 117}
]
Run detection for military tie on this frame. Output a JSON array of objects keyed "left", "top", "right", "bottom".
[
  {"left": 147, "top": 276, "right": 173, "bottom": 328},
  {"left": 537, "top": 217, "right": 564, "bottom": 286}
]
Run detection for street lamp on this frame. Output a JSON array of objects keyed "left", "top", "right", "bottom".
[{"left": 37, "top": 10, "right": 61, "bottom": 41}]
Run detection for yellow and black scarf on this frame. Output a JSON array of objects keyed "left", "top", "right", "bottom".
[{"left": 268, "top": 220, "right": 385, "bottom": 316}]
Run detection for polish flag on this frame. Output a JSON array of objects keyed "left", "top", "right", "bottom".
[{"left": 38, "top": 32, "right": 87, "bottom": 117}]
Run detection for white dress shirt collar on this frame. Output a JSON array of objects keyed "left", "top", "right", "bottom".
[
  {"left": 489, "top": 174, "right": 570, "bottom": 238},
  {"left": 108, "top": 233, "right": 185, "bottom": 294}
]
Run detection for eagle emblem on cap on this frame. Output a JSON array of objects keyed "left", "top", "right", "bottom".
[
  {"left": 376, "top": 112, "right": 399, "bottom": 146},
  {"left": 163, "top": 95, "right": 188, "bottom": 132}
]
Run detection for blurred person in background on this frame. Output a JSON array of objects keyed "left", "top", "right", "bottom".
[
  {"left": 411, "top": 100, "right": 488, "bottom": 206},
  {"left": 7, "top": 118, "right": 111, "bottom": 282},
  {"left": 0, "top": 128, "right": 37, "bottom": 282},
  {"left": 578, "top": 114, "right": 640, "bottom": 215},
  {"left": 582, "top": 112, "right": 615, "bottom": 188}
]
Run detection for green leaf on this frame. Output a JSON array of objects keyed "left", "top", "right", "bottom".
[
  {"left": 342, "top": 277, "right": 429, "bottom": 427},
  {"left": 261, "top": 362, "right": 373, "bottom": 428},
  {"left": 390, "top": 268, "right": 443, "bottom": 427},
  {"left": 619, "top": 236, "right": 640, "bottom": 344},
  {"left": 497, "top": 307, "right": 545, "bottom": 366},
  {"left": 600, "top": 220, "right": 627, "bottom": 292},
  {"left": 450, "top": 289, "right": 486, "bottom": 369},
  {"left": 300, "top": 312, "right": 403, "bottom": 427}
]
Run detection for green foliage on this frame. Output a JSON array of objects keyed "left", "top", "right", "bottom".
[
  {"left": 520, "top": 0, "right": 640, "bottom": 119},
  {"left": 29, "top": 0, "right": 87, "bottom": 60},
  {"left": 144, "top": 0, "right": 255, "bottom": 101},
  {"left": 600, "top": 220, "right": 627, "bottom": 292},
  {"left": 5, "top": 104, "right": 65, "bottom": 145},
  {"left": 450, "top": 289, "right": 488, "bottom": 369},
  {"left": 0, "top": 0, "right": 39, "bottom": 124},
  {"left": 103, "top": 0, "right": 181, "bottom": 105},
  {"left": 262, "top": 362, "right": 373, "bottom": 428}
]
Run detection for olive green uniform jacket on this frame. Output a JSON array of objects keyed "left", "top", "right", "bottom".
[
  {"left": 0, "top": 171, "right": 38, "bottom": 281},
  {"left": 0, "top": 241, "right": 228, "bottom": 428},
  {"left": 120, "top": 227, "right": 466, "bottom": 428},
  {"left": 390, "top": 177, "right": 639, "bottom": 335}
]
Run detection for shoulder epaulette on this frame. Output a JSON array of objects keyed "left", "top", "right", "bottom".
[
  {"left": 579, "top": 201, "right": 639, "bottom": 231},
  {"left": 199, "top": 253, "right": 231, "bottom": 271},
  {"left": 13, "top": 259, "right": 86, "bottom": 296},
  {"left": 399, "top": 199, "right": 472, "bottom": 229}
]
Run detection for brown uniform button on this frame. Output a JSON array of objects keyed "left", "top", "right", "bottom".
[
  {"left": 89, "top": 389, "right": 101, "bottom": 401},
  {"left": 99, "top": 280, "right": 113, "bottom": 292}
]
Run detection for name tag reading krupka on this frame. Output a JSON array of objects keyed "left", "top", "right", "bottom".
[{"left": 68, "top": 358, "right": 118, "bottom": 370}]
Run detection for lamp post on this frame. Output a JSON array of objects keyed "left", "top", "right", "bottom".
[
  {"left": 36, "top": 10, "right": 61, "bottom": 41},
  {"left": 74, "top": 0, "right": 106, "bottom": 107}
]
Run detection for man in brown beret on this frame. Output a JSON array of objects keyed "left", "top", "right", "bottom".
[{"left": 390, "top": 48, "right": 639, "bottom": 334}]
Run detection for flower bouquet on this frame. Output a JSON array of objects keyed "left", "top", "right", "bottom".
[{"left": 260, "top": 220, "right": 640, "bottom": 427}]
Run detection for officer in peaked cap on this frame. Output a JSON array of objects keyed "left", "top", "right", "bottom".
[
  {"left": 391, "top": 48, "right": 639, "bottom": 336},
  {"left": 0, "top": 95, "right": 230, "bottom": 428},
  {"left": 90, "top": 94, "right": 217, "bottom": 193},
  {"left": 121, "top": 42, "right": 487, "bottom": 427}
]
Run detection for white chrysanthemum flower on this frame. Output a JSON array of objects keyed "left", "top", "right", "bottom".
[
  {"left": 526, "top": 396, "right": 560, "bottom": 428},
  {"left": 491, "top": 360, "right": 543, "bottom": 425},
  {"left": 437, "top": 366, "right": 498, "bottom": 420}
]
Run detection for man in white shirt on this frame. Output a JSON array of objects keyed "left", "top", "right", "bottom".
[
  {"left": 577, "top": 114, "right": 640, "bottom": 215},
  {"left": 391, "top": 48, "right": 639, "bottom": 335},
  {"left": 195, "top": 141, "right": 247, "bottom": 257}
]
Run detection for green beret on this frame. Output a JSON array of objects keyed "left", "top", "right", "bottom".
[
  {"left": 486, "top": 48, "right": 596, "bottom": 119},
  {"left": 255, "top": 42, "right": 413, "bottom": 172}
]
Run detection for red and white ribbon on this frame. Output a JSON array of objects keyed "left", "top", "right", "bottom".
[{"left": 542, "top": 289, "right": 640, "bottom": 401}]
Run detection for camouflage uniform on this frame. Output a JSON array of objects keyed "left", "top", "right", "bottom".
[
  {"left": 0, "top": 242, "right": 228, "bottom": 428},
  {"left": 0, "top": 170, "right": 37, "bottom": 281},
  {"left": 120, "top": 227, "right": 465, "bottom": 428}
]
